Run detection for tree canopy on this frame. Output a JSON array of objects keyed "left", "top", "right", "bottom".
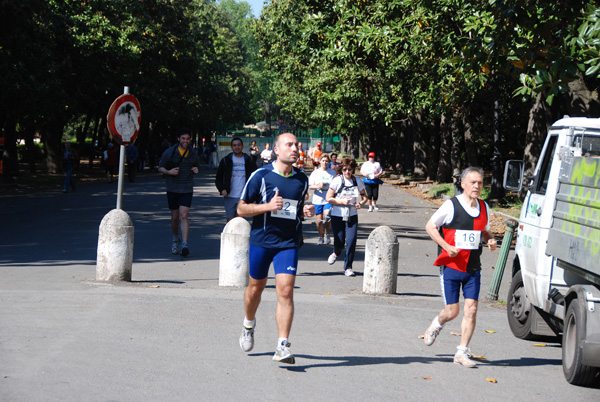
[{"left": 1, "top": 0, "right": 599, "bottom": 181}]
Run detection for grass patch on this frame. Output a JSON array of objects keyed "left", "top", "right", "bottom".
[{"left": 427, "top": 183, "right": 454, "bottom": 198}]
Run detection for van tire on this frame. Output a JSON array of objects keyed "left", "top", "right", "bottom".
[
  {"left": 562, "top": 299, "right": 599, "bottom": 385},
  {"left": 507, "top": 270, "right": 537, "bottom": 340}
]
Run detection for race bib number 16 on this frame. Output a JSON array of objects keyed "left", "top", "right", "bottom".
[
  {"left": 271, "top": 198, "right": 298, "bottom": 220},
  {"left": 455, "top": 230, "right": 481, "bottom": 250}
]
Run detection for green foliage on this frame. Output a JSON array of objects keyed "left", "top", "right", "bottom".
[
  {"left": 574, "top": 4, "right": 600, "bottom": 79},
  {"left": 1, "top": 0, "right": 259, "bottom": 137}
]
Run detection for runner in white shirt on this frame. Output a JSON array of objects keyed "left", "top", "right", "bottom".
[
  {"left": 325, "top": 157, "right": 368, "bottom": 277},
  {"left": 309, "top": 154, "right": 336, "bottom": 245},
  {"left": 360, "top": 152, "right": 383, "bottom": 211}
]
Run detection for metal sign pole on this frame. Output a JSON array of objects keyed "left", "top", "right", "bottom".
[{"left": 115, "top": 86, "right": 130, "bottom": 210}]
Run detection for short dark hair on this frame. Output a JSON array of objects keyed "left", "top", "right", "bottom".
[
  {"left": 338, "top": 157, "right": 357, "bottom": 175},
  {"left": 330, "top": 153, "right": 337, "bottom": 158},
  {"left": 231, "top": 137, "right": 243, "bottom": 145},
  {"left": 177, "top": 127, "right": 191, "bottom": 138}
]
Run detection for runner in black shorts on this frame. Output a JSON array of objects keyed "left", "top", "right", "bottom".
[{"left": 158, "top": 128, "right": 200, "bottom": 257}]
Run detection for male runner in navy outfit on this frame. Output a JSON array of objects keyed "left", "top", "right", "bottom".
[
  {"left": 423, "top": 167, "right": 497, "bottom": 368},
  {"left": 237, "top": 133, "right": 315, "bottom": 364}
]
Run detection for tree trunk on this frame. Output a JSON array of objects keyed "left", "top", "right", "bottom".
[
  {"left": 412, "top": 112, "right": 427, "bottom": 177},
  {"left": 426, "top": 118, "right": 439, "bottom": 181},
  {"left": 450, "top": 112, "right": 462, "bottom": 177},
  {"left": 2, "top": 114, "right": 20, "bottom": 180},
  {"left": 23, "top": 122, "right": 37, "bottom": 174},
  {"left": 42, "top": 119, "right": 67, "bottom": 174},
  {"left": 566, "top": 72, "right": 600, "bottom": 116},
  {"left": 436, "top": 114, "right": 452, "bottom": 183},
  {"left": 462, "top": 109, "right": 478, "bottom": 167},
  {"left": 523, "top": 92, "right": 552, "bottom": 175},
  {"left": 394, "top": 119, "right": 409, "bottom": 172}
]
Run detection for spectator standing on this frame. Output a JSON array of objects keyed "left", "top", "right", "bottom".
[
  {"left": 158, "top": 128, "right": 200, "bottom": 257},
  {"left": 62, "top": 141, "right": 77, "bottom": 193},
  {"left": 325, "top": 158, "right": 367, "bottom": 277},
  {"left": 215, "top": 137, "right": 257, "bottom": 221},
  {"left": 210, "top": 142, "right": 219, "bottom": 169},
  {"left": 126, "top": 143, "right": 139, "bottom": 182},
  {"left": 104, "top": 142, "right": 119, "bottom": 183},
  {"left": 360, "top": 152, "right": 383, "bottom": 211}
]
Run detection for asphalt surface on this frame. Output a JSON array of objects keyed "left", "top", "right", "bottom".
[{"left": 1, "top": 164, "right": 598, "bottom": 401}]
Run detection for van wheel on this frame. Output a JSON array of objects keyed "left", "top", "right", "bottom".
[
  {"left": 507, "top": 270, "right": 537, "bottom": 340},
  {"left": 562, "top": 299, "right": 599, "bottom": 385}
]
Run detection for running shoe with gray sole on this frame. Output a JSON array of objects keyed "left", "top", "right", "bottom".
[
  {"left": 424, "top": 318, "right": 443, "bottom": 346},
  {"left": 239, "top": 326, "right": 255, "bottom": 352},
  {"left": 327, "top": 252, "right": 337, "bottom": 265},
  {"left": 171, "top": 238, "right": 180, "bottom": 254},
  {"left": 454, "top": 349, "right": 477, "bottom": 368},
  {"left": 273, "top": 341, "right": 295, "bottom": 364}
]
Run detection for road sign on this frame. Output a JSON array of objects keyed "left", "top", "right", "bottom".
[{"left": 106, "top": 94, "right": 141, "bottom": 145}]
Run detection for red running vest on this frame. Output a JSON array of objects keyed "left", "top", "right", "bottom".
[{"left": 434, "top": 197, "right": 487, "bottom": 273}]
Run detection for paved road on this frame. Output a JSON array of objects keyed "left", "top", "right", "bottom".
[{"left": 1, "top": 165, "right": 598, "bottom": 401}]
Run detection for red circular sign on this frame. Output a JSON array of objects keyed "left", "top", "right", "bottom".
[{"left": 106, "top": 94, "right": 141, "bottom": 145}]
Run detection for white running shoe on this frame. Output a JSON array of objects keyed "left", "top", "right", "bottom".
[
  {"left": 373, "top": 204, "right": 379, "bottom": 211},
  {"left": 239, "top": 326, "right": 255, "bottom": 352},
  {"left": 317, "top": 237, "right": 324, "bottom": 246},
  {"left": 171, "top": 237, "right": 180, "bottom": 254},
  {"left": 368, "top": 205, "right": 373, "bottom": 212},
  {"left": 324, "top": 235, "right": 331, "bottom": 245},
  {"left": 273, "top": 341, "right": 295, "bottom": 364},
  {"left": 327, "top": 253, "right": 337, "bottom": 265},
  {"left": 344, "top": 269, "right": 356, "bottom": 277},
  {"left": 424, "top": 318, "right": 443, "bottom": 346},
  {"left": 454, "top": 349, "right": 477, "bottom": 368}
]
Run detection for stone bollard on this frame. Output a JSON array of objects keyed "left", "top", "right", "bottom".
[
  {"left": 96, "top": 209, "right": 134, "bottom": 282},
  {"left": 363, "top": 226, "right": 399, "bottom": 294},
  {"left": 219, "top": 217, "right": 251, "bottom": 287}
]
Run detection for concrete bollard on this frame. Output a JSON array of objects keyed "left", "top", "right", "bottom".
[
  {"left": 363, "top": 226, "right": 399, "bottom": 294},
  {"left": 96, "top": 209, "right": 134, "bottom": 282},
  {"left": 219, "top": 217, "right": 251, "bottom": 287}
]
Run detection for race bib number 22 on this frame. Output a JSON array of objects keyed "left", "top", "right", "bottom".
[{"left": 271, "top": 198, "right": 298, "bottom": 220}]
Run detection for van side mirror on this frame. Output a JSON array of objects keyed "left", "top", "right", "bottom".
[{"left": 503, "top": 160, "right": 524, "bottom": 192}]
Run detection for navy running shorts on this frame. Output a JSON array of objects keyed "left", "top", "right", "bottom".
[
  {"left": 249, "top": 246, "right": 299, "bottom": 280},
  {"left": 439, "top": 266, "right": 481, "bottom": 305}
]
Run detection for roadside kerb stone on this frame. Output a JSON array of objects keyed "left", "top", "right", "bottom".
[
  {"left": 96, "top": 208, "right": 134, "bottom": 282},
  {"left": 219, "top": 217, "right": 250, "bottom": 287},
  {"left": 363, "top": 225, "right": 399, "bottom": 294}
]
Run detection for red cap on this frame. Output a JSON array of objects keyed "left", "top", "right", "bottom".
[
  {"left": 317, "top": 142, "right": 321, "bottom": 146},
  {"left": 368, "top": 152, "right": 375, "bottom": 158}
]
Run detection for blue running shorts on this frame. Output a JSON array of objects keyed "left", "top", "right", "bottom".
[
  {"left": 249, "top": 246, "right": 299, "bottom": 280},
  {"left": 314, "top": 203, "right": 332, "bottom": 215},
  {"left": 439, "top": 266, "right": 481, "bottom": 305}
]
